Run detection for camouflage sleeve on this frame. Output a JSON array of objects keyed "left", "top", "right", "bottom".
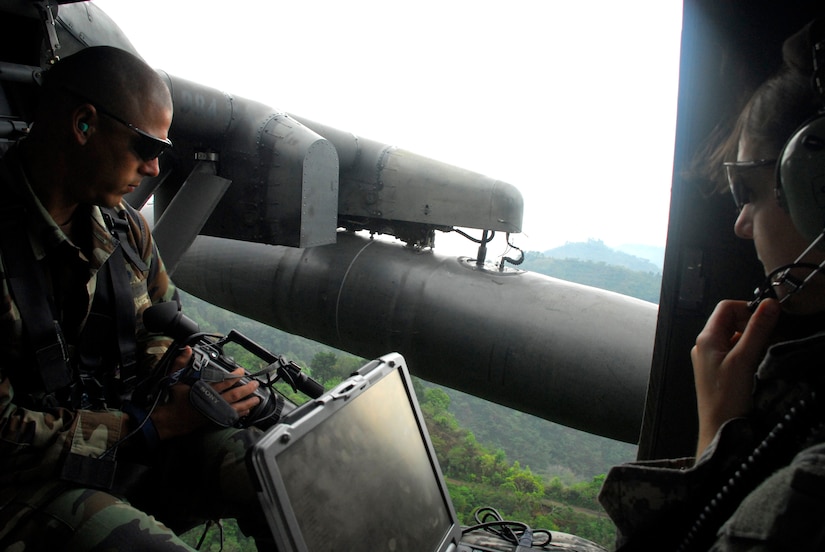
[
  {"left": 0, "top": 203, "right": 174, "bottom": 477},
  {"left": 598, "top": 417, "right": 757, "bottom": 547},
  {"left": 0, "top": 247, "right": 60, "bottom": 476},
  {"left": 598, "top": 455, "right": 696, "bottom": 543},
  {"left": 0, "top": 258, "right": 84, "bottom": 474},
  {"left": 0, "top": 376, "right": 124, "bottom": 484},
  {"left": 0, "top": 155, "right": 130, "bottom": 478}
]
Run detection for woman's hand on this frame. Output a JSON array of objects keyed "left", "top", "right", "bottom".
[{"left": 691, "top": 298, "right": 780, "bottom": 457}]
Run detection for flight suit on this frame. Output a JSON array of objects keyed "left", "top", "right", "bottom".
[
  {"left": 598, "top": 330, "right": 825, "bottom": 551},
  {"left": 0, "top": 145, "right": 273, "bottom": 550}
]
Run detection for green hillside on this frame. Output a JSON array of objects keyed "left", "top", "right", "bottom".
[
  {"left": 522, "top": 252, "right": 662, "bottom": 303},
  {"left": 443, "top": 387, "right": 636, "bottom": 482},
  {"left": 542, "top": 239, "right": 663, "bottom": 274}
]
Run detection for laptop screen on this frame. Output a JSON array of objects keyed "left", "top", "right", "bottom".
[{"left": 252, "top": 355, "right": 460, "bottom": 551}]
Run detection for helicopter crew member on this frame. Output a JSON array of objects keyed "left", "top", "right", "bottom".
[
  {"left": 597, "top": 18, "right": 825, "bottom": 552},
  {"left": 0, "top": 46, "right": 273, "bottom": 550}
]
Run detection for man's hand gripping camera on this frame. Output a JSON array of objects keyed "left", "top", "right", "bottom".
[{"left": 141, "top": 303, "right": 323, "bottom": 430}]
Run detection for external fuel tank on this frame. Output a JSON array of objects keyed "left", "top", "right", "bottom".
[{"left": 174, "top": 233, "right": 657, "bottom": 443}]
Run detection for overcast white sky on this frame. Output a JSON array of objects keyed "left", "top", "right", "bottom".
[{"left": 93, "top": 1, "right": 683, "bottom": 258}]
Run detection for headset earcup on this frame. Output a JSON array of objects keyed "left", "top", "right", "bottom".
[{"left": 777, "top": 114, "right": 825, "bottom": 244}]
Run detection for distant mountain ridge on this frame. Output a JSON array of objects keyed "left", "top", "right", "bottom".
[
  {"left": 522, "top": 240, "right": 663, "bottom": 304},
  {"left": 543, "top": 239, "right": 663, "bottom": 273}
]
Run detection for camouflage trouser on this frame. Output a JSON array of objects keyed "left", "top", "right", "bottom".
[{"left": 0, "top": 426, "right": 276, "bottom": 551}]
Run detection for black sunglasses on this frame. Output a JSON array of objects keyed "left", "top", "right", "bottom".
[
  {"left": 95, "top": 106, "right": 173, "bottom": 162},
  {"left": 722, "top": 158, "right": 777, "bottom": 212}
]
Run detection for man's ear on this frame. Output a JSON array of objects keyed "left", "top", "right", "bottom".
[{"left": 72, "top": 104, "right": 97, "bottom": 144}]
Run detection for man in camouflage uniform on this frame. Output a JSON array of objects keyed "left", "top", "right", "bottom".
[
  {"left": 598, "top": 19, "right": 825, "bottom": 551},
  {"left": 0, "top": 47, "right": 274, "bottom": 550}
]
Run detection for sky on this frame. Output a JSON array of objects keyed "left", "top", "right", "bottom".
[{"left": 92, "top": 1, "right": 683, "bottom": 259}]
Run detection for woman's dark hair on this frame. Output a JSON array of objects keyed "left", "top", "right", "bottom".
[{"left": 698, "top": 19, "right": 823, "bottom": 195}]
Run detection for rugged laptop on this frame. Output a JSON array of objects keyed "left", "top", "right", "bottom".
[{"left": 249, "top": 352, "right": 462, "bottom": 552}]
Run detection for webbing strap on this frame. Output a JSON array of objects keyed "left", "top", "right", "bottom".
[
  {"left": 96, "top": 206, "right": 147, "bottom": 387},
  {"left": 0, "top": 202, "right": 147, "bottom": 399},
  {"left": 0, "top": 214, "right": 72, "bottom": 393}
]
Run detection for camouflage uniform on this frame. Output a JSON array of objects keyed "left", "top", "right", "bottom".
[
  {"left": 0, "top": 145, "right": 273, "bottom": 550},
  {"left": 598, "top": 330, "right": 825, "bottom": 551}
]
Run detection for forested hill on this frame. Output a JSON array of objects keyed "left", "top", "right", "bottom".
[
  {"left": 520, "top": 240, "right": 663, "bottom": 304},
  {"left": 543, "top": 239, "right": 664, "bottom": 273}
]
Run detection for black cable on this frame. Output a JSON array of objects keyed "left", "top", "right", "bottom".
[
  {"left": 499, "top": 233, "right": 524, "bottom": 269},
  {"left": 99, "top": 376, "right": 169, "bottom": 460},
  {"left": 195, "top": 519, "right": 224, "bottom": 551},
  {"left": 452, "top": 228, "right": 496, "bottom": 245},
  {"left": 461, "top": 506, "right": 552, "bottom": 548}
]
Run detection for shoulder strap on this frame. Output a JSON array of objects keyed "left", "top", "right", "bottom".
[
  {"left": 94, "top": 205, "right": 149, "bottom": 388},
  {"left": 0, "top": 204, "right": 73, "bottom": 394},
  {"left": 0, "top": 152, "right": 150, "bottom": 400},
  {"left": 100, "top": 204, "right": 149, "bottom": 273}
]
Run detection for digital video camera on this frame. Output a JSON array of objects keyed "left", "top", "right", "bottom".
[{"left": 141, "top": 302, "right": 324, "bottom": 429}]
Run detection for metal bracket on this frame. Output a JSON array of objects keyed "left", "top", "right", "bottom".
[
  {"left": 153, "top": 160, "right": 232, "bottom": 275},
  {"left": 34, "top": 1, "right": 61, "bottom": 64}
]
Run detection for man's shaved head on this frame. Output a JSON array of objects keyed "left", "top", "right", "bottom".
[
  {"left": 39, "top": 46, "right": 171, "bottom": 122},
  {"left": 20, "top": 46, "right": 174, "bottom": 218}
]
